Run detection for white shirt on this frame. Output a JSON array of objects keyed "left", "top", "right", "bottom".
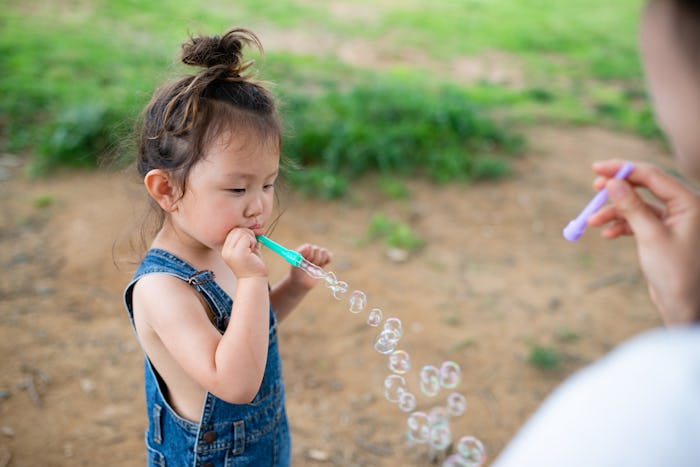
[{"left": 494, "top": 326, "right": 700, "bottom": 467}]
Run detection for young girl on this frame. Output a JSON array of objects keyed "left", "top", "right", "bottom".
[{"left": 123, "top": 28, "right": 332, "bottom": 467}]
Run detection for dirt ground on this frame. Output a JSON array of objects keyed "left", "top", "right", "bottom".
[{"left": 0, "top": 125, "right": 675, "bottom": 466}]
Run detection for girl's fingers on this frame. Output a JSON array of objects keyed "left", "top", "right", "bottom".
[{"left": 297, "top": 244, "right": 332, "bottom": 266}]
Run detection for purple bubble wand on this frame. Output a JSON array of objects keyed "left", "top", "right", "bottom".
[{"left": 563, "top": 162, "right": 635, "bottom": 242}]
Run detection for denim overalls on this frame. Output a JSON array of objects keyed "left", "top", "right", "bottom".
[{"left": 123, "top": 249, "right": 290, "bottom": 467}]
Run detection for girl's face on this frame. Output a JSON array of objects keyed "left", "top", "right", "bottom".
[
  {"left": 170, "top": 131, "right": 279, "bottom": 252},
  {"left": 640, "top": 0, "right": 700, "bottom": 181}
]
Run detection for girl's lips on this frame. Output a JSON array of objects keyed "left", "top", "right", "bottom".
[{"left": 249, "top": 225, "right": 265, "bottom": 236}]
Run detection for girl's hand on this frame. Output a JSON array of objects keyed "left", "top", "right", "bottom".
[
  {"left": 587, "top": 159, "right": 700, "bottom": 325},
  {"left": 221, "top": 228, "right": 268, "bottom": 278},
  {"left": 289, "top": 244, "right": 333, "bottom": 290}
]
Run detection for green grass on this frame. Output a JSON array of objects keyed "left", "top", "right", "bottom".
[
  {"left": 556, "top": 328, "right": 582, "bottom": 343},
  {"left": 1, "top": 0, "right": 653, "bottom": 181},
  {"left": 366, "top": 212, "right": 424, "bottom": 252},
  {"left": 452, "top": 337, "right": 476, "bottom": 351},
  {"left": 282, "top": 79, "right": 523, "bottom": 193},
  {"left": 33, "top": 194, "right": 55, "bottom": 209},
  {"left": 378, "top": 177, "right": 410, "bottom": 200},
  {"left": 528, "top": 344, "right": 561, "bottom": 371}
]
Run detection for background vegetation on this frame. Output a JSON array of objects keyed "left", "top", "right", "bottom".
[{"left": 1, "top": 0, "right": 651, "bottom": 194}]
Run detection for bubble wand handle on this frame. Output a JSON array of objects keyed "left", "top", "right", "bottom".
[
  {"left": 563, "top": 162, "right": 635, "bottom": 242},
  {"left": 256, "top": 235, "right": 303, "bottom": 267},
  {"left": 256, "top": 235, "right": 348, "bottom": 296}
]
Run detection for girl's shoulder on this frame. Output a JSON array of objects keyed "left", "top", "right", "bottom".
[
  {"left": 128, "top": 248, "right": 205, "bottom": 315},
  {"left": 126, "top": 248, "right": 229, "bottom": 328},
  {"left": 131, "top": 272, "right": 207, "bottom": 325}
]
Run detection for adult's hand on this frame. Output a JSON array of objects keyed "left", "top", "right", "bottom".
[{"left": 588, "top": 159, "right": 700, "bottom": 325}]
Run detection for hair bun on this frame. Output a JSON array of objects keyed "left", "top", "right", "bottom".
[{"left": 181, "top": 28, "right": 262, "bottom": 76}]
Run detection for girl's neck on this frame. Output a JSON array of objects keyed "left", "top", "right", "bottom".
[
  {"left": 151, "top": 222, "right": 239, "bottom": 300},
  {"left": 151, "top": 223, "right": 219, "bottom": 271}
]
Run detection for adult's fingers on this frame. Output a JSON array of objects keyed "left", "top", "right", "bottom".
[
  {"left": 588, "top": 201, "right": 665, "bottom": 227},
  {"left": 606, "top": 178, "right": 668, "bottom": 243},
  {"left": 593, "top": 160, "right": 692, "bottom": 205},
  {"left": 601, "top": 219, "right": 633, "bottom": 239}
]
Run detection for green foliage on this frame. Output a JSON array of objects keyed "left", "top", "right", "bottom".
[
  {"left": 528, "top": 344, "right": 561, "bottom": 370},
  {"left": 283, "top": 80, "right": 522, "bottom": 193},
  {"left": 285, "top": 167, "right": 348, "bottom": 199},
  {"left": 33, "top": 195, "right": 55, "bottom": 209},
  {"left": 386, "top": 223, "right": 424, "bottom": 251},
  {"left": 555, "top": 328, "right": 581, "bottom": 343},
  {"left": 444, "top": 313, "right": 462, "bottom": 327},
  {"left": 0, "top": 7, "right": 157, "bottom": 174},
  {"left": 1, "top": 0, "right": 657, "bottom": 181},
  {"left": 31, "top": 103, "right": 118, "bottom": 175},
  {"left": 367, "top": 212, "right": 396, "bottom": 238},
  {"left": 367, "top": 212, "right": 424, "bottom": 252},
  {"left": 378, "top": 177, "right": 410, "bottom": 200},
  {"left": 452, "top": 337, "right": 476, "bottom": 350},
  {"left": 472, "top": 157, "right": 510, "bottom": 180}
]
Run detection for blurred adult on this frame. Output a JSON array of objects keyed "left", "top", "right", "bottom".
[{"left": 494, "top": 1, "right": 700, "bottom": 465}]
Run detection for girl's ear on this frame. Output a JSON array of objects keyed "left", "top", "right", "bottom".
[{"left": 144, "top": 169, "right": 180, "bottom": 212}]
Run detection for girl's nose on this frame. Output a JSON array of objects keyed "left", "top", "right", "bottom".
[{"left": 245, "top": 194, "right": 263, "bottom": 218}]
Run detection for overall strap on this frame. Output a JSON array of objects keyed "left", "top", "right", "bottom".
[{"left": 124, "top": 248, "right": 233, "bottom": 333}]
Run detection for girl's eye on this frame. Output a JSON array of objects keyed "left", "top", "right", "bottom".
[
  {"left": 229, "top": 188, "right": 246, "bottom": 194},
  {"left": 263, "top": 183, "right": 275, "bottom": 191}
]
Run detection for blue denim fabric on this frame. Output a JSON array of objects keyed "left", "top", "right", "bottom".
[{"left": 124, "top": 249, "right": 290, "bottom": 467}]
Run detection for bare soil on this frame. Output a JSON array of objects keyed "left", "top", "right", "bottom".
[{"left": 0, "top": 126, "right": 673, "bottom": 466}]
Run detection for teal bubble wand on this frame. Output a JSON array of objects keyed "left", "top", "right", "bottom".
[{"left": 256, "top": 235, "right": 348, "bottom": 298}]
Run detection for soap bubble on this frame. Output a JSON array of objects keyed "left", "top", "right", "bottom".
[
  {"left": 388, "top": 350, "right": 411, "bottom": 374},
  {"left": 420, "top": 378, "right": 441, "bottom": 398},
  {"left": 398, "top": 391, "right": 417, "bottom": 412},
  {"left": 298, "top": 260, "right": 327, "bottom": 280},
  {"left": 330, "top": 280, "right": 348, "bottom": 300},
  {"left": 348, "top": 290, "right": 367, "bottom": 313},
  {"left": 383, "top": 317, "right": 403, "bottom": 343},
  {"left": 384, "top": 374, "right": 407, "bottom": 403},
  {"left": 367, "top": 308, "right": 383, "bottom": 327},
  {"left": 443, "top": 454, "right": 471, "bottom": 467},
  {"left": 428, "top": 406, "right": 450, "bottom": 428},
  {"left": 406, "top": 411, "right": 431, "bottom": 443},
  {"left": 446, "top": 392, "right": 467, "bottom": 417},
  {"left": 456, "top": 436, "right": 486, "bottom": 466},
  {"left": 440, "top": 361, "right": 462, "bottom": 389},
  {"left": 381, "top": 328, "right": 401, "bottom": 345},
  {"left": 419, "top": 365, "right": 441, "bottom": 397},
  {"left": 322, "top": 270, "right": 338, "bottom": 284},
  {"left": 429, "top": 423, "right": 452, "bottom": 451},
  {"left": 374, "top": 332, "right": 398, "bottom": 354},
  {"left": 312, "top": 267, "right": 347, "bottom": 300}
]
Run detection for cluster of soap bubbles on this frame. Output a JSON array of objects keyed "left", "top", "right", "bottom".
[
  {"left": 444, "top": 436, "right": 487, "bottom": 467},
  {"left": 419, "top": 361, "right": 463, "bottom": 397},
  {"left": 307, "top": 263, "right": 486, "bottom": 466},
  {"left": 383, "top": 374, "right": 417, "bottom": 412},
  {"left": 298, "top": 259, "right": 348, "bottom": 299},
  {"left": 374, "top": 317, "right": 403, "bottom": 355},
  {"left": 404, "top": 363, "right": 469, "bottom": 453}
]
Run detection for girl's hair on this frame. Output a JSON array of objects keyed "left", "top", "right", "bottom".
[{"left": 136, "top": 27, "right": 281, "bottom": 228}]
